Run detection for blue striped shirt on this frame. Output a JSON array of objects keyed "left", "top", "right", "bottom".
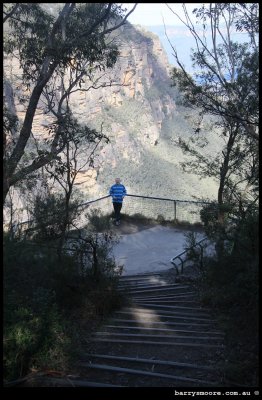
[{"left": 109, "top": 184, "right": 127, "bottom": 203}]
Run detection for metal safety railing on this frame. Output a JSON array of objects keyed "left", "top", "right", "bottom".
[
  {"left": 125, "top": 194, "right": 212, "bottom": 222},
  {"left": 170, "top": 237, "right": 210, "bottom": 275},
  {"left": 4, "top": 194, "right": 217, "bottom": 276},
  {"left": 4, "top": 193, "right": 214, "bottom": 235},
  {"left": 75, "top": 194, "right": 213, "bottom": 227}
]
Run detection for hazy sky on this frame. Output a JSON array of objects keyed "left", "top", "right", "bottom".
[{"left": 124, "top": 3, "right": 203, "bottom": 26}]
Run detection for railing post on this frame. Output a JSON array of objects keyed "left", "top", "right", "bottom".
[
  {"left": 174, "top": 200, "right": 177, "bottom": 221},
  {"left": 197, "top": 243, "right": 204, "bottom": 269},
  {"left": 177, "top": 255, "right": 184, "bottom": 274}
]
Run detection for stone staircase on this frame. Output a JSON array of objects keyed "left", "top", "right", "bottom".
[
  {"left": 15, "top": 269, "right": 225, "bottom": 387},
  {"left": 73, "top": 270, "right": 225, "bottom": 387}
]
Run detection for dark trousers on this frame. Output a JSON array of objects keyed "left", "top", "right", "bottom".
[{"left": 113, "top": 202, "right": 122, "bottom": 221}]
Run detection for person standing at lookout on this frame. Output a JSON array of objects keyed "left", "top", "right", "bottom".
[{"left": 109, "top": 178, "right": 127, "bottom": 225}]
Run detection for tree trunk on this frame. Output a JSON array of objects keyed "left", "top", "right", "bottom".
[
  {"left": 4, "top": 62, "right": 57, "bottom": 204},
  {"left": 216, "top": 166, "right": 226, "bottom": 259},
  {"left": 215, "top": 127, "right": 237, "bottom": 260},
  {"left": 57, "top": 190, "right": 72, "bottom": 260},
  {"left": 93, "top": 245, "right": 99, "bottom": 281},
  {"left": 3, "top": 171, "right": 10, "bottom": 204},
  {"left": 57, "top": 142, "right": 75, "bottom": 259}
]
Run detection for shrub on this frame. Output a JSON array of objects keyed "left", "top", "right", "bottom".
[
  {"left": 156, "top": 214, "right": 165, "bottom": 224},
  {"left": 194, "top": 201, "right": 259, "bottom": 386},
  {"left": 183, "top": 231, "right": 201, "bottom": 262},
  {"left": 197, "top": 231, "right": 258, "bottom": 385},
  {"left": 85, "top": 207, "right": 112, "bottom": 232},
  {"left": 3, "top": 229, "right": 125, "bottom": 384},
  {"left": 32, "top": 193, "right": 81, "bottom": 240},
  {"left": 3, "top": 237, "right": 73, "bottom": 382},
  {"left": 3, "top": 301, "right": 71, "bottom": 382}
]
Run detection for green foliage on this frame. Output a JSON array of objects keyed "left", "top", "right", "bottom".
[
  {"left": 86, "top": 207, "right": 112, "bottom": 232},
  {"left": 156, "top": 214, "right": 165, "bottom": 223},
  {"left": 85, "top": 275, "right": 127, "bottom": 318},
  {"left": 146, "top": 84, "right": 161, "bottom": 101},
  {"left": 200, "top": 200, "right": 258, "bottom": 257},
  {"left": 4, "top": 301, "right": 71, "bottom": 382},
  {"left": 129, "top": 213, "right": 152, "bottom": 222},
  {"left": 3, "top": 219, "right": 125, "bottom": 383},
  {"left": 200, "top": 202, "right": 219, "bottom": 235},
  {"left": 3, "top": 104, "right": 19, "bottom": 144},
  {"left": 145, "top": 78, "right": 177, "bottom": 102},
  {"left": 3, "top": 3, "right": 134, "bottom": 201},
  {"left": 32, "top": 192, "right": 80, "bottom": 240},
  {"left": 172, "top": 67, "right": 194, "bottom": 90},
  {"left": 104, "top": 97, "right": 147, "bottom": 134},
  {"left": 196, "top": 205, "right": 259, "bottom": 386},
  {"left": 199, "top": 254, "right": 258, "bottom": 385},
  {"left": 170, "top": 4, "right": 258, "bottom": 237},
  {"left": 3, "top": 237, "right": 71, "bottom": 381},
  {"left": 79, "top": 209, "right": 121, "bottom": 279},
  {"left": 187, "top": 198, "right": 259, "bottom": 385},
  {"left": 4, "top": 4, "right": 122, "bottom": 83},
  {"left": 183, "top": 231, "right": 201, "bottom": 264}
]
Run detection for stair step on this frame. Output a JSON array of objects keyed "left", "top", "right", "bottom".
[
  {"left": 43, "top": 377, "right": 126, "bottom": 387},
  {"left": 134, "top": 299, "right": 199, "bottom": 304},
  {"left": 116, "top": 309, "right": 214, "bottom": 322},
  {"left": 118, "top": 281, "right": 181, "bottom": 288},
  {"left": 95, "top": 331, "right": 223, "bottom": 341},
  {"left": 85, "top": 353, "right": 216, "bottom": 371},
  {"left": 130, "top": 303, "right": 209, "bottom": 313},
  {"left": 132, "top": 292, "right": 197, "bottom": 300},
  {"left": 78, "top": 362, "right": 219, "bottom": 385},
  {"left": 91, "top": 338, "right": 223, "bottom": 348},
  {"left": 78, "top": 272, "right": 224, "bottom": 387},
  {"left": 121, "top": 286, "right": 190, "bottom": 294},
  {"left": 110, "top": 318, "right": 216, "bottom": 328},
  {"left": 104, "top": 325, "right": 224, "bottom": 335},
  {"left": 118, "top": 284, "right": 188, "bottom": 292},
  {"left": 119, "top": 272, "right": 164, "bottom": 279}
]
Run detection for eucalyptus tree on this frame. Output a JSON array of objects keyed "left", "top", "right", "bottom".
[
  {"left": 167, "top": 3, "right": 258, "bottom": 140},
  {"left": 3, "top": 3, "right": 137, "bottom": 202},
  {"left": 44, "top": 114, "right": 108, "bottom": 257},
  {"left": 166, "top": 3, "right": 258, "bottom": 256}
]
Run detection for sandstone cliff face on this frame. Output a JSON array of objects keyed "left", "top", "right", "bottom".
[
  {"left": 69, "top": 24, "right": 176, "bottom": 143},
  {"left": 68, "top": 23, "right": 219, "bottom": 200},
  {"left": 4, "top": 21, "right": 220, "bottom": 211}
]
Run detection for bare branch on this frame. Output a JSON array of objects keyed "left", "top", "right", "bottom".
[
  {"left": 7, "top": 61, "right": 58, "bottom": 178},
  {"left": 166, "top": 18, "right": 258, "bottom": 139},
  {"left": 102, "top": 4, "right": 138, "bottom": 35},
  {"left": 77, "top": 3, "right": 113, "bottom": 40},
  {"left": 166, "top": 3, "right": 228, "bottom": 87},
  {"left": 9, "top": 147, "right": 64, "bottom": 187},
  {"left": 47, "top": 3, "right": 76, "bottom": 47},
  {"left": 3, "top": 3, "right": 19, "bottom": 23},
  {"left": 45, "top": 163, "right": 68, "bottom": 192}
]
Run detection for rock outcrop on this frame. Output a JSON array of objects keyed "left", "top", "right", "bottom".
[{"left": 4, "top": 20, "right": 220, "bottom": 213}]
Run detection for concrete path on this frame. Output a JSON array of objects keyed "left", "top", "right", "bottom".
[{"left": 112, "top": 225, "right": 205, "bottom": 275}]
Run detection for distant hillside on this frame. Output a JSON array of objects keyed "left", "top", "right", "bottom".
[
  {"left": 68, "top": 23, "right": 221, "bottom": 201},
  {"left": 141, "top": 24, "right": 251, "bottom": 74},
  {"left": 138, "top": 25, "right": 192, "bottom": 71},
  {"left": 4, "top": 20, "right": 222, "bottom": 217}
]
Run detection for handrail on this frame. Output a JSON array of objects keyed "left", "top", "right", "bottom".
[
  {"left": 13, "top": 240, "right": 93, "bottom": 255},
  {"left": 126, "top": 194, "right": 212, "bottom": 205},
  {"left": 79, "top": 195, "right": 111, "bottom": 207},
  {"left": 170, "top": 237, "right": 209, "bottom": 275},
  {"left": 9, "top": 194, "right": 214, "bottom": 229},
  {"left": 7, "top": 195, "right": 112, "bottom": 230}
]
